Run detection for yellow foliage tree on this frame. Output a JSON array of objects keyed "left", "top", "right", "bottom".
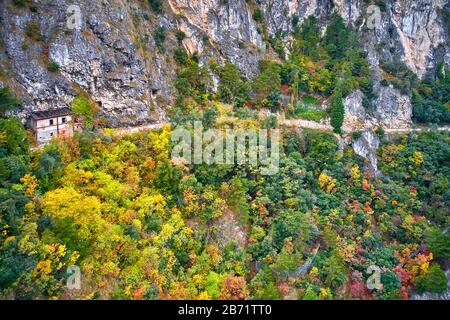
[
  {"left": 349, "top": 165, "right": 361, "bottom": 183},
  {"left": 318, "top": 172, "right": 336, "bottom": 193},
  {"left": 20, "top": 174, "right": 38, "bottom": 196},
  {"left": 412, "top": 151, "right": 424, "bottom": 166}
]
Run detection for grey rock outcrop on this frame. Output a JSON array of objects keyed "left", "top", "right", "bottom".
[
  {"left": 169, "top": 0, "right": 265, "bottom": 78},
  {"left": 343, "top": 90, "right": 370, "bottom": 132},
  {"left": 352, "top": 131, "right": 381, "bottom": 173},
  {"left": 374, "top": 85, "right": 413, "bottom": 129},
  {"left": 343, "top": 85, "right": 412, "bottom": 133}
]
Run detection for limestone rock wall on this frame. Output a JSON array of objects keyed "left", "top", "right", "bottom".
[{"left": 0, "top": 0, "right": 448, "bottom": 127}]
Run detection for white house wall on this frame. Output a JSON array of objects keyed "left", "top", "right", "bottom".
[{"left": 36, "top": 126, "right": 58, "bottom": 142}]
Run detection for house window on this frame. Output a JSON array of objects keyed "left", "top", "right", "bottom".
[
  {"left": 61, "top": 117, "right": 66, "bottom": 124},
  {"left": 49, "top": 119, "right": 54, "bottom": 126}
]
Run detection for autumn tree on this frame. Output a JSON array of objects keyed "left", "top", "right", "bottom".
[{"left": 220, "top": 275, "right": 249, "bottom": 300}]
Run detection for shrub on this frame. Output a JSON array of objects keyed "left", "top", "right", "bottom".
[
  {"left": 290, "top": 107, "right": 328, "bottom": 122},
  {"left": 266, "top": 89, "right": 282, "bottom": 112},
  {"left": 268, "top": 30, "right": 286, "bottom": 59},
  {"left": 202, "top": 106, "right": 218, "bottom": 128},
  {"left": 218, "top": 62, "right": 249, "bottom": 105},
  {"left": 352, "top": 131, "right": 362, "bottom": 140},
  {"left": 375, "top": 0, "right": 387, "bottom": 12},
  {"left": 375, "top": 127, "right": 385, "bottom": 139},
  {"left": 174, "top": 48, "right": 188, "bottom": 65},
  {"left": 135, "top": 35, "right": 149, "bottom": 51},
  {"left": 148, "top": 0, "right": 163, "bottom": 13},
  {"left": 175, "top": 30, "right": 186, "bottom": 43},
  {"left": 252, "top": 61, "right": 282, "bottom": 102},
  {"left": 13, "top": 0, "right": 26, "bottom": 7},
  {"left": 253, "top": 8, "right": 264, "bottom": 23},
  {"left": 174, "top": 59, "right": 212, "bottom": 102},
  {"left": 25, "top": 21, "right": 44, "bottom": 42},
  {"left": 154, "top": 27, "right": 166, "bottom": 50},
  {"left": 261, "top": 115, "right": 278, "bottom": 129},
  {"left": 47, "top": 59, "right": 60, "bottom": 72},
  {"left": 301, "top": 95, "right": 319, "bottom": 106}
]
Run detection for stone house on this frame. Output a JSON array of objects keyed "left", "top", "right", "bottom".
[{"left": 29, "top": 107, "right": 75, "bottom": 144}]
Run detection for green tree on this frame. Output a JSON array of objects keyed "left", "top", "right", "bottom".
[
  {"left": 323, "top": 13, "right": 350, "bottom": 61},
  {"left": 415, "top": 264, "right": 448, "bottom": 294},
  {"left": 252, "top": 61, "right": 281, "bottom": 102},
  {"left": 174, "top": 48, "right": 188, "bottom": 65},
  {"left": 266, "top": 89, "right": 282, "bottom": 112},
  {"left": 0, "top": 87, "right": 20, "bottom": 115},
  {"left": 302, "top": 286, "right": 320, "bottom": 300},
  {"left": 249, "top": 269, "right": 280, "bottom": 300},
  {"left": 206, "top": 271, "right": 221, "bottom": 299},
  {"left": 426, "top": 228, "right": 450, "bottom": 260},
  {"left": 293, "top": 16, "right": 321, "bottom": 58},
  {"left": 218, "top": 63, "right": 248, "bottom": 105},
  {"left": 71, "top": 93, "right": 97, "bottom": 127},
  {"left": 0, "top": 118, "right": 29, "bottom": 155},
  {"left": 154, "top": 27, "right": 166, "bottom": 51},
  {"left": 321, "top": 250, "right": 346, "bottom": 289},
  {"left": 330, "top": 92, "right": 344, "bottom": 134}
]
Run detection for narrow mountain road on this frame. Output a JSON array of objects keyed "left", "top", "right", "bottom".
[
  {"left": 384, "top": 126, "right": 450, "bottom": 133},
  {"left": 108, "top": 122, "right": 168, "bottom": 136},
  {"left": 278, "top": 119, "right": 333, "bottom": 131},
  {"left": 288, "top": 243, "right": 321, "bottom": 278},
  {"left": 107, "top": 120, "right": 450, "bottom": 137}
]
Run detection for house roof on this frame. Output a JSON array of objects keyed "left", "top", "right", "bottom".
[{"left": 30, "top": 107, "right": 73, "bottom": 120}]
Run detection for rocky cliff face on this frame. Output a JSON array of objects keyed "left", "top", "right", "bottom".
[
  {"left": 0, "top": 0, "right": 449, "bottom": 127},
  {"left": 0, "top": 0, "right": 176, "bottom": 126}
]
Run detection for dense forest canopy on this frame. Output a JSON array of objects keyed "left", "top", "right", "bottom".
[{"left": 1, "top": 103, "right": 449, "bottom": 299}]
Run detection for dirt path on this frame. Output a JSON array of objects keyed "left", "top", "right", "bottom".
[{"left": 108, "top": 122, "right": 168, "bottom": 136}]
